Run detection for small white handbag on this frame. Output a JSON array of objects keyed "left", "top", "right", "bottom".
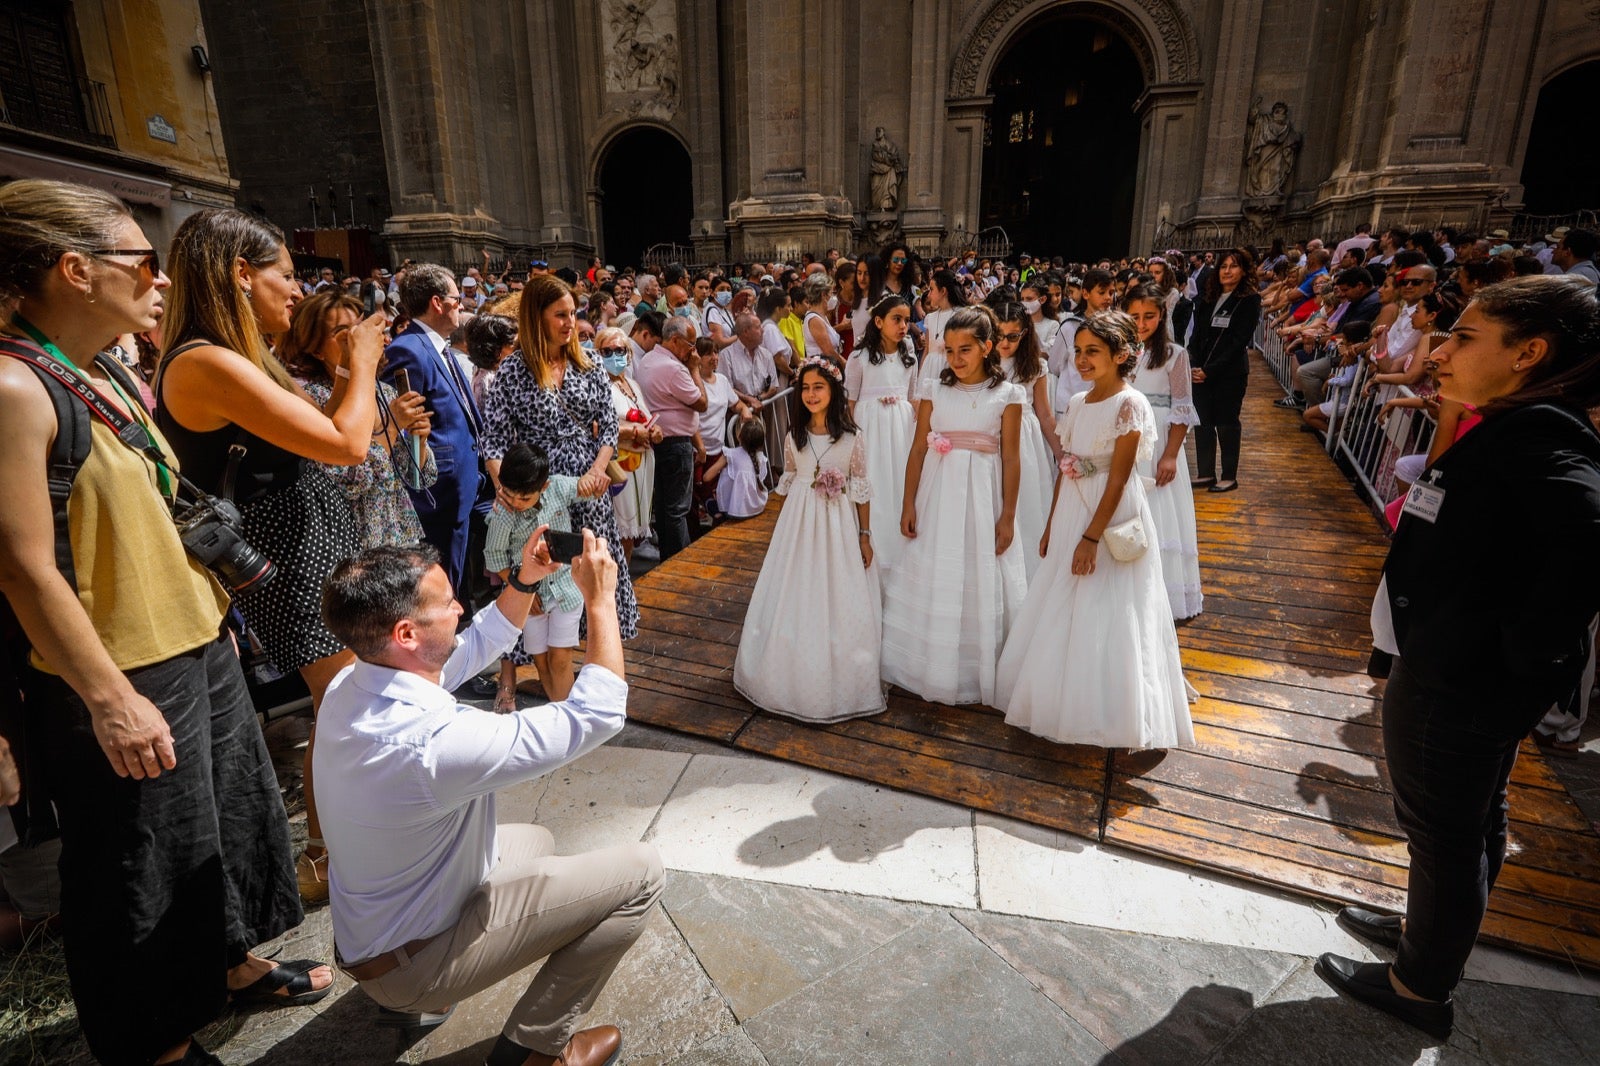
[{"left": 1102, "top": 515, "right": 1148, "bottom": 562}]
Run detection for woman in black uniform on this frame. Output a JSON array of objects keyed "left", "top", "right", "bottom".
[
  {"left": 1186, "top": 247, "right": 1260, "bottom": 493},
  {"left": 1319, "top": 276, "right": 1600, "bottom": 1039}
]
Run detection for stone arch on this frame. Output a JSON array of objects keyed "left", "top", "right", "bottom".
[
  {"left": 948, "top": 0, "right": 1200, "bottom": 99},
  {"left": 587, "top": 118, "right": 692, "bottom": 190}
]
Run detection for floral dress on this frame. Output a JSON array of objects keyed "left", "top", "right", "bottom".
[
  {"left": 302, "top": 378, "right": 436, "bottom": 549},
  {"left": 482, "top": 352, "right": 639, "bottom": 639}
]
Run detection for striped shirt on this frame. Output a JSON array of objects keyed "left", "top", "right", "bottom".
[{"left": 484, "top": 473, "right": 582, "bottom": 613}]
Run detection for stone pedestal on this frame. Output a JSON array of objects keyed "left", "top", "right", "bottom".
[
  {"left": 727, "top": 193, "right": 856, "bottom": 261},
  {"left": 863, "top": 211, "right": 902, "bottom": 250},
  {"left": 381, "top": 212, "right": 507, "bottom": 270}
]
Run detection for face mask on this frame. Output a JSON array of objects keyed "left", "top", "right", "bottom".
[
  {"left": 714, "top": 291, "right": 732, "bottom": 307},
  {"left": 1022, "top": 299, "right": 1041, "bottom": 314},
  {"left": 674, "top": 305, "right": 693, "bottom": 318},
  {"left": 826, "top": 295, "right": 839, "bottom": 311},
  {"left": 966, "top": 258, "right": 976, "bottom": 269},
  {"left": 603, "top": 354, "right": 629, "bottom": 375},
  {"left": 580, "top": 339, "right": 595, "bottom": 351}
]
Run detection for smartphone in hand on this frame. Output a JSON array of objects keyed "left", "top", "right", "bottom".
[
  {"left": 542, "top": 529, "right": 585, "bottom": 565},
  {"left": 394, "top": 368, "right": 411, "bottom": 395}
]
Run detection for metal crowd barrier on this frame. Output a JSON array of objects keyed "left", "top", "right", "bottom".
[
  {"left": 756, "top": 386, "right": 793, "bottom": 488},
  {"left": 1327, "top": 360, "right": 1437, "bottom": 513},
  {"left": 1254, "top": 320, "right": 1296, "bottom": 395}
]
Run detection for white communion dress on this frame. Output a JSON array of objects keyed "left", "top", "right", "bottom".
[
  {"left": 733, "top": 430, "right": 886, "bottom": 721},
  {"left": 996, "top": 387, "right": 1194, "bottom": 749},
  {"left": 845, "top": 346, "right": 918, "bottom": 573},
  {"left": 880, "top": 379, "right": 1029, "bottom": 706},
  {"left": 1130, "top": 344, "right": 1204, "bottom": 619},
  {"left": 1001, "top": 355, "right": 1057, "bottom": 581}
]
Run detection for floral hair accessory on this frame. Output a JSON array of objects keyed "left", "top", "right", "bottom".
[
  {"left": 927, "top": 431, "right": 954, "bottom": 455},
  {"left": 1059, "top": 452, "right": 1098, "bottom": 479},
  {"left": 798, "top": 356, "right": 843, "bottom": 382},
  {"left": 812, "top": 466, "right": 847, "bottom": 500}
]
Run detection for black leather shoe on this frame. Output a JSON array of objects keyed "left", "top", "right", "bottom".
[
  {"left": 1315, "top": 953, "right": 1453, "bottom": 1040},
  {"left": 1337, "top": 905, "right": 1403, "bottom": 948}
]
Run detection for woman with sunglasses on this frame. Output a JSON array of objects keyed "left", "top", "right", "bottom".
[
  {"left": 0, "top": 179, "right": 333, "bottom": 1065},
  {"left": 600, "top": 325, "right": 662, "bottom": 564}
]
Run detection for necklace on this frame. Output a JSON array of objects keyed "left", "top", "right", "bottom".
[
  {"left": 954, "top": 380, "right": 985, "bottom": 409},
  {"left": 808, "top": 428, "right": 838, "bottom": 467}
]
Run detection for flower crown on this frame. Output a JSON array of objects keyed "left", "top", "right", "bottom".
[{"left": 798, "top": 356, "right": 843, "bottom": 383}]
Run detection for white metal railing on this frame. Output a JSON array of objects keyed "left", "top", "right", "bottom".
[
  {"left": 1254, "top": 320, "right": 1296, "bottom": 394},
  {"left": 1328, "top": 360, "right": 1438, "bottom": 512}
]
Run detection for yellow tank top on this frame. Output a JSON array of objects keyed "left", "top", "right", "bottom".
[{"left": 30, "top": 415, "right": 232, "bottom": 673}]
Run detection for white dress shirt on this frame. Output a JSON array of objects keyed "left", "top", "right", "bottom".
[
  {"left": 721, "top": 340, "right": 776, "bottom": 399},
  {"left": 315, "top": 603, "right": 628, "bottom": 963}
]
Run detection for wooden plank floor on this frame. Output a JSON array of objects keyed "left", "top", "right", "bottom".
[{"left": 622, "top": 360, "right": 1600, "bottom": 969}]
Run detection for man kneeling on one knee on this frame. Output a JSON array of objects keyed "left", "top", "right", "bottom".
[{"left": 316, "top": 529, "right": 662, "bottom": 1066}]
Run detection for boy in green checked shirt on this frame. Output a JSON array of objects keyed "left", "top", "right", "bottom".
[{"left": 485, "top": 443, "right": 585, "bottom": 712}]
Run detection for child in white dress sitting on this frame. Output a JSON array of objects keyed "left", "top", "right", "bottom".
[{"left": 715, "top": 417, "right": 770, "bottom": 519}]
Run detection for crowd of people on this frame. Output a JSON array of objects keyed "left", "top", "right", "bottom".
[{"left": 0, "top": 172, "right": 1598, "bottom": 1062}]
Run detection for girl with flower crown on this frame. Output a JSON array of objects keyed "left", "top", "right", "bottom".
[
  {"left": 881, "top": 306, "right": 1028, "bottom": 706},
  {"left": 995, "top": 310, "right": 1193, "bottom": 749},
  {"left": 733, "top": 357, "right": 886, "bottom": 721}
]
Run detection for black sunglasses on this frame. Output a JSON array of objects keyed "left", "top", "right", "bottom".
[{"left": 92, "top": 248, "right": 160, "bottom": 275}]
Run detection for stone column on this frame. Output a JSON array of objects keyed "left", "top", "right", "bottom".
[
  {"left": 726, "top": 0, "right": 855, "bottom": 257},
  {"left": 365, "top": 1, "right": 503, "bottom": 267},
  {"left": 520, "top": 1, "right": 595, "bottom": 266},
  {"left": 941, "top": 96, "right": 992, "bottom": 244},
  {"left": 900, "top": 0, "right": 951, "bottom": 252},
  {"left": 1132, "top": 84, "right": 1202, "bottom": 253},
  {"left": 680, "top": 0, "right": 728, "bottom": 263},
  {"left": 1188, "top": 0, "right": 1266, "bottom": 226}
]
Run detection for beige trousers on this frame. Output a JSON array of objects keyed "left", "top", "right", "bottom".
[{"left": 356, "top": 824, "right": 664, "bottom": 1055}]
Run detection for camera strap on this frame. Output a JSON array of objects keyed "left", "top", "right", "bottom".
[{"left": 0, "top": 336, "right": 206, "bottom": 503}]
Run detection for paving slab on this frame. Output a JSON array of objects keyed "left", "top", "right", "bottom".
[
  {"left": 954, "top": 910, "right": 1302, "bottom": 1066},
  {"left": 647, "top": 754, "right": 977, "bottom": 907},
  {"left": 494, "top": 744, "right": 692, "bottom": 852},
  {"left": 974, "top": 812, "right": 1379, "bottom": 961},
  {"left": 665, "top": 1027, "right": 772, "bottom": 1066},
  {"left": 743, "top": 911, "right": 1109, "bottom": 1065},
  {"left": 664, "top": 873, "right": 931, "bottom": 1020}
]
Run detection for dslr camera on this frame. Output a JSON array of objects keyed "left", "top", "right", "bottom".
[{"left": 173, "top": 493, "right": 276, "bottom": 595}]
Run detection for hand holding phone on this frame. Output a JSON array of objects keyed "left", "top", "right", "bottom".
[{"left": 543, "top": 529, "right": 586, "bottom": 565}]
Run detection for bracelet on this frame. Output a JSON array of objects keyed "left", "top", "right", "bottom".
[
  {"left": 1081, "top": 533, "right": 1100, "bottom": 543},
  {"left": 334, "top": 365, "right": 351, "bottom": 379},
  {"left": 858, "top": 529, "right": 871, "bottom": 538},
  {"left": 507, "top": 571, "right": 539, "bottom": 593}
]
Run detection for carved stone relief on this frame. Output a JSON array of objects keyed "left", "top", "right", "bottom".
[{"left": 605, "top": 0, "right": 679, "bottom": 112}]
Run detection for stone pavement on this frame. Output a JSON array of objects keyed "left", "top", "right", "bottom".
[{"left": 39, "top": 716, "right": 1600, "bottom": 1065}]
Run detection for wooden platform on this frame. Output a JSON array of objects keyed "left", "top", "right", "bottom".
[{"left": 622, "top": 361, "right": 1600, "bottom": 970}]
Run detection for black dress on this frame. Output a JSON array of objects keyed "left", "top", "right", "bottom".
[
  {"left": 481, "top": 352, "right": 640, "bottom": 640},
  {"left": 156, "top": 353, "right": 358, "bottom": 672}
]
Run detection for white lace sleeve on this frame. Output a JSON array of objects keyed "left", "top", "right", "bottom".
[
  {"left": 847, "top": 432, "right": 872, "bottom": 503},
  {"left": 777, "top": 436, "right": 799, "bottom": 496},
  {"left": 1166, "top": 345, "right": 1201, "bottom": 427},
  {"left": 1113, "top": 393, "right": 1157, "bottom": 464},
  {"left": 844, "top": 352, "right": 866, "bottom": 401}
]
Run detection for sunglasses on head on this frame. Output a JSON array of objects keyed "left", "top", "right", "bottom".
[{"left": 92, "top": 248, "right": 160, "bottom": 275}]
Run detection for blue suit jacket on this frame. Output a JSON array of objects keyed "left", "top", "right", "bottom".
[{"left": 381, "top": 323, "right": 486, "bottom": 524}]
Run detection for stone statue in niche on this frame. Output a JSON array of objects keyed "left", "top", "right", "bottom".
[
  {"left": 1244, "top": 98, "right": 1302, "bottom": 198},
  {"left": 606, "top": 0, "right": 678, "bottom": 103},
  {"left": 869, "top": 127, "right": 905, "bottom": 212}
]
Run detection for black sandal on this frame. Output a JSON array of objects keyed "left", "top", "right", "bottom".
[
  {"left": 1208, "top": 480, "right": 1240, "bottom": 493},
  {"left": 229, "top": 958, "right": 334, "bottom": 1008},
  {"left": 1190, "top": 476, "right": 1217, "bottom": 489}
]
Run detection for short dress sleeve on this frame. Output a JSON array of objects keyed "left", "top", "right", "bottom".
[
  {"left": 844, "top": 352, "right": 866, "bottom": 401},
  {"left": 777, "top": 436, "right": 799, "bottom": 496},
  {"left": 1113, "top": 392, "right": 1158, "bottom": 464},
  {"left": 847, "top": 432, "right": 872, "bottom": 504},
  {"left": 1166, "top": 345, "right": 1201, "bottom": 428}
]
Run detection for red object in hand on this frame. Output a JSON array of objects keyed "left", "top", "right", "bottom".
[{"left": 625, "top": 408, "right": 648, "bottom": 424}]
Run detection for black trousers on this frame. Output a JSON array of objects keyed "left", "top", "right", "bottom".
[
  {"left": 1192, "top": 372, "right": 1248, "bottom": 480},
  {"left": 1382, "top": 659, "right": 1546, "bottom": 1001},
  {"left": 32, "top": 635, "right": 302, "bottom": 1064},
  {"left": 652, "top": 438, "right": 696, "bottom": 560}
]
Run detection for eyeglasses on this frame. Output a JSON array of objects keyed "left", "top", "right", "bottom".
[
  {"left": 92, "top": 248, "right": 160, "bottom": 276},
  {"left": 598, "top": 347, "right": 629, "bottom": 358},
  {"left": 1398, "top": 279, "right": 1429, "bottom": 287},
  {"left": 997, "top": 331, "right": 1025, "bottom": 342},
  {"left": 890, "top": 257, "right": 907, "bottom": 264}
]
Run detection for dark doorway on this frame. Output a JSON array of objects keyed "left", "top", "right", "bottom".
[
  {"left": 598, "top": 127, "right": 692, "bottom": 266},
  {"left": 1520, "top": 60, "right": 1600, "bottom": 215},
  {"left": 979, "top": 14, "right": 1144, "bottom": 258}
]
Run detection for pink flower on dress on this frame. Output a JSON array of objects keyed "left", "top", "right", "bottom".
[
  {"left": 927, "top": 431, "right": 954, "bottom": 455},
  {"left": 1059, "top": 452, "right": 1098, "bottom": 479},
  {"left": 812, "top": 467, "right": 847, "bottom": 500},
  {"left": 879, "top": 395, "right": 902, "bottom": 406}
]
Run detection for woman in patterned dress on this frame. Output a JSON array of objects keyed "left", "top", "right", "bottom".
[{"left": 482, "top": 275, "right": 640, "bottom": 639}]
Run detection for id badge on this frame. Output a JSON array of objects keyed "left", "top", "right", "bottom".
[
  {"left": 1401, "top": 477, "right": 1445, "bottom": 524},
  {"left": 1210, "top": 308, "right": 1233, "bottom": 329}
]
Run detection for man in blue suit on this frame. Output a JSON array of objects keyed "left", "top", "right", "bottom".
[{"left": 382, "top": 264, "right": 487, "bottom": 597}]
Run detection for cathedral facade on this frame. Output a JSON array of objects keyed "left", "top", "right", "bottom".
[{"left": 197, "top": 0, "right": 1600, "bottom": 267}]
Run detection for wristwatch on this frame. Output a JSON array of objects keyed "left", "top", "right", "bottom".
[{"left": 507, "top": 571, "right": 539, "bottom": 593}]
